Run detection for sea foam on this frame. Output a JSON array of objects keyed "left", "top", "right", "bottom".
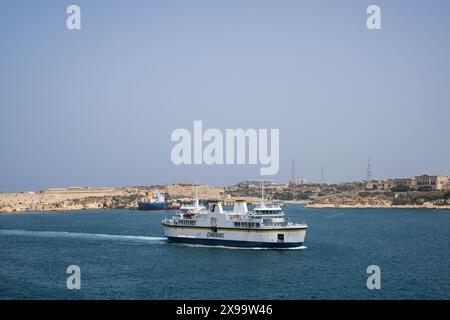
[{"left": 0, "top": 229, "right": 167, "bottom": 242}]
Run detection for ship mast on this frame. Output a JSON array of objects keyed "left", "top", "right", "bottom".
[
  {"left": 260, "top": 180, "right": 265, "bottom": 208},
  {"left": 194, "top": 181, "right": 199, "bottom": 209}
]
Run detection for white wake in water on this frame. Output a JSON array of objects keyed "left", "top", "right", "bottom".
[{"left": 0, "top": 229, "right": 167, "bottom": 243}]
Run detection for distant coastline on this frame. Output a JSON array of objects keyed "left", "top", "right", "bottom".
[
  {"left": 305, "top": 189, "right": 450, "bottom": 210},
  {"left": 0, "top": 184, "right": 249, "bottom": 214},
  {"left": 2, "top": 179, "right": 450, "bottom": 213}
]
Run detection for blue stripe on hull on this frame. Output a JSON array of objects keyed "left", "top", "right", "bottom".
[{"left": 166, "top": 236, "right": 303, "bottom": 248}]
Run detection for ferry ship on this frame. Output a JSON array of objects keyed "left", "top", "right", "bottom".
[
  {"left": 162, "top": 188, "right": 307, "bottom": 248},
  {"left": 138, "top": 191, "right": 181, "bottom": 211}
]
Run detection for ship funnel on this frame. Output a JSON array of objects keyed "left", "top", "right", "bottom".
[
  {"left": 232, "top": 200, "right": 248, "bottom": 213},
  {"left": 209, "top": 202, "right": 224, "bottom": 214}
]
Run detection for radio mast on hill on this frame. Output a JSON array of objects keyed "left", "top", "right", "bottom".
[
  {"left": 290, "top": 158, "right": 302, "bottom": 186},
  {"left": 367, "top": 158, "right": 372, "bottom": 181},
  {"left": 290, "top": 158, "right": 296, "bottom": 184}
]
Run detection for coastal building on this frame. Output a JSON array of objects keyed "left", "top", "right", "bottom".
[
  {"left": 414, "top": 175, "right": 449, "bottom": 191},
  {"left": 266, "top": 183, "right": 289, "bottom": 191},
  {"left": 235, "top": 180, "right": 287, "bottom": 191},
  {"left": 290, "top": 178, "right": 311, "bottom": 186},
  {"left": 387, "top": 178, "right": 416, "bottom": 190},
  {"left": 364, "top": 175, "right": 449, "bottom": 192},
  {"left": 236, "top": 180, "right": 273, "bottom": 188},
  {"left": 365, "top": 179, "right": 393, "bottom": 191}
]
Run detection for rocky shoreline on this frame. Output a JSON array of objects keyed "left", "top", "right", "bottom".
[
  {"left": 306, "top": 203, "right": 450, "bottom": 209},
  {"left": 0, "top": 190, "right": 142, "bottom": 213},
  {"left": 305, "top": 190, "right": 450, "bottom": 210}
]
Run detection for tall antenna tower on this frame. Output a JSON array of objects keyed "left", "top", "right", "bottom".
[
  {"left": 367, "top": 158, "right": 372, "bottom": 181},
  {"left": 321, "top": 164, "right": 324, "bottom": 184},
  {"left": 260, "top": 179, "right": 266, "bottom": 207},
  {"left": 290, "top": 158, "right": 296, "bottom": 184}
]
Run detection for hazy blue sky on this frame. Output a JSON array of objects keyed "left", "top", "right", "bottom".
[{"left": 1, "top": 0, "right": 449, "bottom": 191}]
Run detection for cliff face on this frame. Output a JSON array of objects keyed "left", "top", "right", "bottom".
[{"left": 0, "top": 188, "right": 145, "bottom": 213}]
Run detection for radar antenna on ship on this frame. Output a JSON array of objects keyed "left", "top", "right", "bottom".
[
  {"left": 260, "top": 179, "right": 266, "bottom": 209},
  {"left": 194, "top": 181, "right": 199, "bottom": 209}
]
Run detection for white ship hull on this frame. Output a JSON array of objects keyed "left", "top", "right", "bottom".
[{"left": 163, "top": 224, "right": 307, "bottom": 248}]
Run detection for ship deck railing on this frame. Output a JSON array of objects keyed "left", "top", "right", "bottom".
[
  {"left": 232, "top": 222, "right": 305, "bottom": 229},
  {"left": 163, "top": 218, "right": 197, "bottom": 226},
  {"left": 262, "top": 221, "right": 306, "bottom": 228}
]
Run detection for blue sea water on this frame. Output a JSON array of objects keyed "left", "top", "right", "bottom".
[{"left": 0, "top": 206, "right": 449, "bottom": 300}]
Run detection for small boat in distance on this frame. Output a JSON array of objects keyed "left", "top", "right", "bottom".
[
  {"left": 162, "top": 182, "right": 308, "bottom": 248},
  {"left": 138, "top": 191, "right": 181, "bottom": 210}
]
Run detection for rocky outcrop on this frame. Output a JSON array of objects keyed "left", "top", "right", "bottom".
[
  {"left": 306, "top": 191, "right": 450, "bottom": 209},
  {"left": 0, "top": 188, "right": 145, "bottom": 213}
]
